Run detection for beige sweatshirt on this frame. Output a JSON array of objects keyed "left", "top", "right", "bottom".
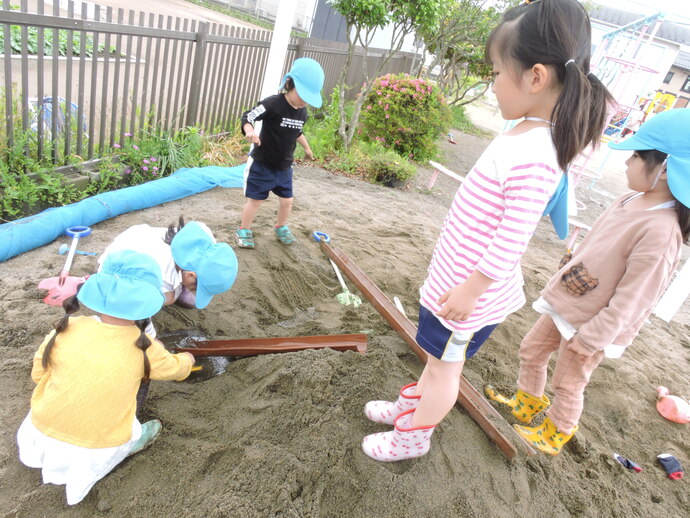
[{"left": 542, "top": 193, "right": 682, "bottom": 354}]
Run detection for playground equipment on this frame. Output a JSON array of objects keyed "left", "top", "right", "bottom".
[{"left": 571, "top": 12, "right": 669, "bottom": 189}]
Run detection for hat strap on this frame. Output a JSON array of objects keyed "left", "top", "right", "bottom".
[{"left": 649, "top": 157, "right": 668, "bottom": 191}]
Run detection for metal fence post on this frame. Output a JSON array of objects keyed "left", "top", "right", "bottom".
[{"left": 185, "top": 21, "right": 209, "bottom": 127}]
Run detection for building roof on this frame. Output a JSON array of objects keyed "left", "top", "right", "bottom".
[
  {"left": 674, "top": 51, "right": 690, "bottom": 71},
  {"left": 589, "top": 5, "right": 690, "bottom": 45}
]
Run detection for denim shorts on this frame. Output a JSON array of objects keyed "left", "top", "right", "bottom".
[
  {"left": 245, "top": 160, "right": 293, "bottom": 200},
  {"left": 416, "top": 305, "right": 497, "bottom": 362}
]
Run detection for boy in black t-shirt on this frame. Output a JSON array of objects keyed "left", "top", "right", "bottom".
[{"left": 236, "top": 58, "right": 325, "bottom": 249}]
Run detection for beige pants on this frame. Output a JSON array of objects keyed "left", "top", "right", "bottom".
[{"left": 517, "top": 315, "right": 604, "bottom": 434}]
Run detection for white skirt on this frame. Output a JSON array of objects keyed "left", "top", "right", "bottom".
[{"left": 16, "top": 412, "right": 142, "bottom": 505}]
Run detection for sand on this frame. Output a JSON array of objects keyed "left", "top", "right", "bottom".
[{"left": 0, "top": 126, "right": 688, "bottom": 518}]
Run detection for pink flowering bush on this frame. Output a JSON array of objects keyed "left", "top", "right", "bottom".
[{"left": 360, "top": 74, "right": 451, "bottom": 162}]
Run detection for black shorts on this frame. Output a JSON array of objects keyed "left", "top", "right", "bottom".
[
  {"left": 245, "top": 160, "right": 293, "bottom": 200},
  {"left": 415, "top": 305, "right": 497, "bottom": 362}
]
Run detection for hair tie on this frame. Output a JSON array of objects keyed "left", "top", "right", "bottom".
[{"left": 564, "top": 59, "right": 576, "bottom": 67}]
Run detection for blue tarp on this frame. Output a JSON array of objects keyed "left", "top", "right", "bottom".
[{"left": 0, "top": 165, "right": 245, "bottom": 263}]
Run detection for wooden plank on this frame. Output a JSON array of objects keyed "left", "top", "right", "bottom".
[
  {"left": 428, "top": 160, "right": 465, "bottom": 189},
  {"left": 319, "top": 239, "right": 535, "bottom": 459},
  {"left": 174, "top": 333, "right": 368, "bottom": 357}
]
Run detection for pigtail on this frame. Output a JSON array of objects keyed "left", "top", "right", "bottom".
[
  {"left": 163, "top": 215, "right": 186, "bottom": 245},
  {"left": 584, "top": 71, "right": 615, "bottom": 155},
  {"left": 42, "top": 293, "right": 81, "bottom": 369},
  {"left": 551, "top": 62, "right": 592, "bottom": 170},
  {"left": 135, "top": 318, "right": 152, "bottom": 381}
]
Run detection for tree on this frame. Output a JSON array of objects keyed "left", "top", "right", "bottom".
[
  {"left": 417, "top": 0, "right": 518, "bottom": 106},
  {"left": 328, "top": 0, "right": 446, "bottom": 149}
]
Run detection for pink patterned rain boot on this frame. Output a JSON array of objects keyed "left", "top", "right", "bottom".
[
  {"left": 362, "top": 409, "right": 435, "bottom": 462},
  {"left": 364, "top": 382, "right": 420, "bottom": 425}
]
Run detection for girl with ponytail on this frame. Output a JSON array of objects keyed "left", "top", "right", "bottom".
[
  {"left": 17, "top": 250, "right": 195, "bottom": 505},
  {"left": 361, "top": 0, "right": 613, "bottom": 462}
]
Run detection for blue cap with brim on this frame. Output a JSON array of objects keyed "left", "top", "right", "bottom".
[
  {"left": 609, "top": 109, "right": 690, "bottom": 208},
  {"left": 78, "top": 249, "right": 165, "bottom": 320},
  {"left": 543, "top": 172, "right": 569, "bottom": 239},
  {"left": 170, "top": 222, "right": 238, "bottom": 309},
  {"left": 280, "top": 57, "right": 325, "bottom": 109}
]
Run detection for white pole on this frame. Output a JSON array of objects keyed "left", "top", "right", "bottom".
[
  {"left": 653, "top": 258, "right": 690, "bottom": 323},
  {"left": 259, "top": 1, "right": 296, "bottom": 99},
  {"left": 250, "top": 1, "right": 296, "bottom": 146}
]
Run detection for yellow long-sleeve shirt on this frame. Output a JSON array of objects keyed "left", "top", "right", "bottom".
[{"left": 30, "top": 316, "right": 193, "bottom": 448}]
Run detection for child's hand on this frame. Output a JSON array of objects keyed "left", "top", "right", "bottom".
[
  {"left": 305, "top": 150, "right": 314, "bottom": 161},
  {"left": 566, "top": 336, "right": 593, "bottom": 357},
  {"left": 436, "top": 284, "right": 478, "bottom": 321},
  {"left": 181, "top": 352, "right": 196, "bottom": 364},
  {"left": 245, "top": 133, "right": 261, "bottom": 146}
]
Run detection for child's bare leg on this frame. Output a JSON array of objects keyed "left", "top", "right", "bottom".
[
  {"left": 414, "top": 348, "right": 435, "bottom": 394},
  {"left": 241, "top": 198, "right": 264, "bottom": 228},
  {"left": 276, "top": 196, "right": 294, "bottom": 227},
  {"left": 411, "top": 356, "right": 464, "bottom": 427}
]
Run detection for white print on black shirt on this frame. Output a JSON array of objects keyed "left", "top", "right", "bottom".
[
  {"left": 246, "top": 104, "right": 266, "bottom": 124},
  {"left": 280, "top": 118, "right": 304, "bottom": 130}
]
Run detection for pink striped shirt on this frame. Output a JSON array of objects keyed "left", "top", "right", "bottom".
[{"left": 420, "top": 127, "right": 562, "bottom": 334}]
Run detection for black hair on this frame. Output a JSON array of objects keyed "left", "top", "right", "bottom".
[
  {"left": 280, "top": 76, "right": 295, "bottom": 94},
  {"left": 42, "top": 292, "right": 81, "bottom": 369},
  {"left": 485, "top": 0, "right": 614, "bottom": 170},
  {"left": 638, "top": 149, "right": 690, "bottom": 242},
  {"left": 135, "top": 319, "right": 153, "bottom": 381},
  {"left": 163, "top": 215, "right": 186, "bottom": 245}
]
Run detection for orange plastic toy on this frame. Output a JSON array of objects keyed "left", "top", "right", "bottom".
[{"left": 656, "top": 386, "right": 690, "bottom": 424}]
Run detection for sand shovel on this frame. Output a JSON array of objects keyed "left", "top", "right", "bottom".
[
  {"left": 329, "top": 259, "right": 362, "bottom": 307},
  {"left": 38, "top": 226, "right": 92, "bottom": 306},
  {"left": 311, "top": 230, "right": 362, "bottom": 307}
]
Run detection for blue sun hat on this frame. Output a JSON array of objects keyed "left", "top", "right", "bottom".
[
  {"left": 170, "top": 222, "right": 238, "bottom": 309},
  {"left": 609, "top": 109, "right": 690, "bottom": 208},
  {"left": 280, "top": 58, "right": 325, "bottom": 108},
  {"left": 78, "top": 249, "right": 165, "bottom": 320}
]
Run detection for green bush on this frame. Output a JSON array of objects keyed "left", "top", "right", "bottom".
[
  {"left": 365, "top": 147, "right": 416, "bottom": 186},
  {"left": 299, "top": 86, "right": 345, "bottom": 160},
  {"left": 0, "top": 126, "right": 80, "bottom": 222},
  {"left": 0, "top": 125, "right": 206, "bottom": 222},
  {"left": 360, "top": 73, "right": 451, "bottom": 162}
]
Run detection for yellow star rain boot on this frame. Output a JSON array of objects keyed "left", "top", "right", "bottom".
[
  {"left": 513, "top": 417, "right": 577, "bottom": 456},
  {"left": 484, "top": 385, "right": 550, "bottom": 424}
]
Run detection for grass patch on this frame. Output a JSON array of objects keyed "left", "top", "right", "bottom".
[{"left": 450, "top": 105, "right": 493, "bottom": 137}]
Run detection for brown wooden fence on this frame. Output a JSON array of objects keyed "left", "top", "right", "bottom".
[{"left": 0, "top": 0, "right": 418, "bottom": 165}]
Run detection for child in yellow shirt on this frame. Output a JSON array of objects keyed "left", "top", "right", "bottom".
[{"left": 17, "top": 250, "right": 195, "bottom": 505}]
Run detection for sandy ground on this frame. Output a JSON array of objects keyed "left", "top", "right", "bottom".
[{"left": 0, "top": 116, "right": 689, "bottom": 517}]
